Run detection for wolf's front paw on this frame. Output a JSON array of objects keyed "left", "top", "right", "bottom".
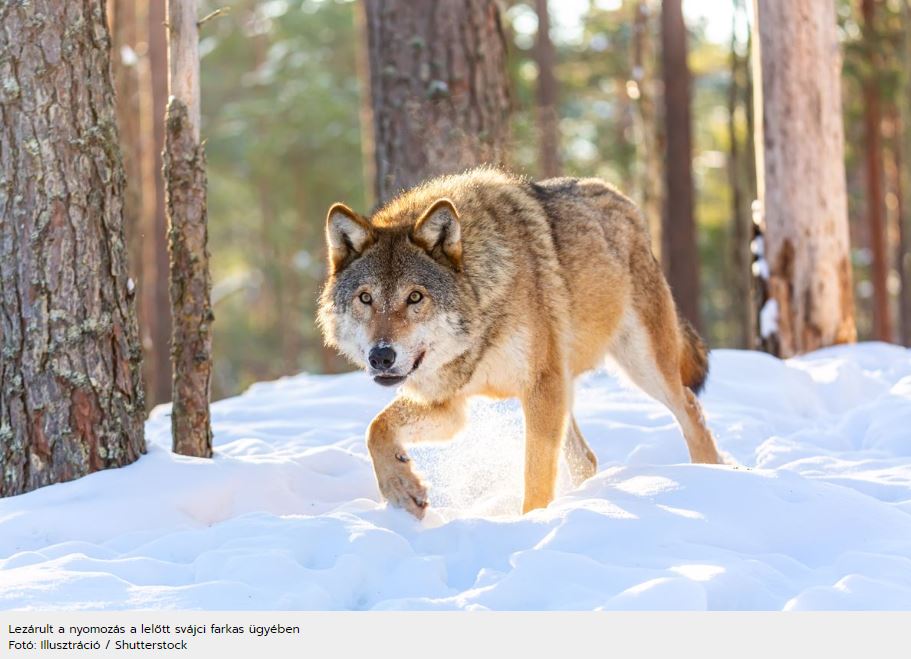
[{"left": 376, "top": 458, "right": 429, "bottom": 519}]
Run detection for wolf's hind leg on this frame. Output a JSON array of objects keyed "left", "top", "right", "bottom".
[
  {"left": 367, "top": 396, "right": 467, "bottom": 519},
  {"left": 608, "top": 311, "right": 720, "bottom": 465},
  {"left": 521, "top": 369, "right": 571, "bottom": 513},
  {"left": 563, "top": 416, "right": 597, "bottom": 486},
  {"left": 671, "top": 387, "right": 719, "bottom": 464}
]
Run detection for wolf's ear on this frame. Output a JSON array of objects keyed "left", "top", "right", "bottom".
[
  {"left": 326, "top": 203, "right": 373, "bottom": 273},
  {"left": 411, "top": 198, "right": 462, "bottom": 271}
]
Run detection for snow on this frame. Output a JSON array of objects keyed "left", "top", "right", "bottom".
[
  {"left": 759, "top": 298, "right": 778, "bottom": 339},
  {"left": 750, "top": 236, "right": 769, "bottom": 281},
  {"left": 2, "top": 343, "right": 911, "bottom": 611},
  {"left": 750, "top": 235, "right": 764, "bottom": 258}
]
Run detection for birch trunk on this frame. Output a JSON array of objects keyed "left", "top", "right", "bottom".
[
  {"left": 751, "top": 0, "right": 857, "bottom": 357},
  {"left": 0, "top": 0, "right": 146, "bottom": 496}
]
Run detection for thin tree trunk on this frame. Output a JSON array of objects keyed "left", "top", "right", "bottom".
[
  {"left": 743, "top": 25, "right": 761, "bottom": 340},
  {"left": 886, "top": 110, "right": 907, "bottom": 346},
  {"left": 0, "top": 0, "right": 146, "bottom": 496},
  {"left": 728, "top": 0, "right": 755, "bottom": 349},
  {"left": 900, "top": 0, "right": 911, "bottom": 346},
  {"left": 135, "top": 1, "right": 158, "bottom": 406},
  {"left": 165, "top": 0, "right": 213, "bottom": 457},
  {"left": 631, "top": 0, "right": 663, "bottom": 260},
  {"left": 248, "top": 13, "right": 283, "bottom": 382},
  {"left": 861, "top": 0, "right": 892, "bottom": 342},
  {"left": 615, "top": 77, "right": 636, "bottom": 194},
  {"left": 256, "top": 176, "right": 282, "bottom": 376},
  {"left": 534, "top": 0, "right": 561, "bottom": 178},
  {"left": 660, "top": 0, "right": 701, "bottom": 331},
  {"left": 751, "top": 0, "right": 857, "bottom": 357},
  {"left": 364, "top": 0, "right": 511, "bottom": 204},
  {"left": 900, "top": 161, "right": 911, "bottom": 346},
  {"left": 283, "top": 185, "right": 309, "bottom": 371},
  {"left": 137, "top": 0, "right": 172, "bottom": 407},
  {"left": 353, "top": 2, "right": 377, "bottom": 212},
  {"left": 109, "top": 0, "right": 145, "bottom": 293}
]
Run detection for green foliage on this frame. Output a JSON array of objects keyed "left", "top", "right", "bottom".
[
  {"left": 200, "top": 0, "right": 364, "bottom": 397},
  {"left": 199, "top": 0, "right": 898, "bottom": 397},
  {"left": 505, "top": 0, "right": 746, "bottom": 348},
  {"left": 837, "top": 0, "right": 905, "bottom": 341}
]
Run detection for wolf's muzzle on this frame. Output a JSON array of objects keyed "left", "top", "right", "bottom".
[
  {"left": 370, "top": 350, "right": 425, "bottom": 387},
  {"left": 368, "top": 345, "right": 397, "bottom": 371}
]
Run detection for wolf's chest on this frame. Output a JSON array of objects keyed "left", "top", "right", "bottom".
[{"left": 462, "top": 324, "right": 533, "bottom": 399}]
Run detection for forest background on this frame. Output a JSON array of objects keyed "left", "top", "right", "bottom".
[{"left": 110, "top": 0, "right": 909, "bottom": 403}]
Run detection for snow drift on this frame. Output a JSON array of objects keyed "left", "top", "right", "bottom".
[{"left": 1, "top": 343, "right": 910, "bottom": 610}]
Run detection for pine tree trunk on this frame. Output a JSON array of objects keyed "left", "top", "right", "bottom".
[
  {"left": 137, "top": 0, "right": 172, "bottom": 407},
  {"left": 900, "top": 165, "right": 911, "bottom": 345},
  {"left": 0, "top": 0, "right": 146, "bottom": 496},
  {"left": 728, "top": 0, "right": 755, "bottom": 349},
  {"left": 364, "top": 0, "right": 511, "bottom": 204},
  {"left": 533, "top": 0, "right": 561, "bottom": 178},
  {"left": 631, "top": 0, "right": 663, "bottom": 261},
  {"left": 354, "top": 2, "right": 378, "bottom": 212},
  {"left": 283, "top": 177, "right": 310, "bottom": 371},
  {"left": 135, "top": 1, "right": 158, "bottom": 406},
  {"left": 165, "top": 0, "right": 213, "bottom": 457},
  {"left": 751, "top": 0, "right": 857, "bottom": 357},
  {"left": 887, "top": 111, "right": 907, "bottom": 346},
  {"left": 109, "top": 0, "right": 145, "bottom": 297},
  {"left": 660, "top": 0, "right": 701, "bottom": 331},
  {"left": 900, "top": 0, "right": 911, "bottom": 346},
  {"left": 861, "top": 0, "right": 892, "bottom": 342}
]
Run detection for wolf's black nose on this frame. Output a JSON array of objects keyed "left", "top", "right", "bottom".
[{"left": 369, "top": 345, "right": 397, "bottom": 370}]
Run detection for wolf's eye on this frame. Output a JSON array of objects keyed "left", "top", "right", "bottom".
[
  {"left": 358, "top": 292, "right": 372, "bottom": 305},
  {"left": 407, "top": 291, "right": 423, "bottom": 304}
]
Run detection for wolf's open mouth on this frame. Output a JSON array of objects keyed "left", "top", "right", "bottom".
[{"left": 373, "top": 351, "right": 425, "bottom": 387}]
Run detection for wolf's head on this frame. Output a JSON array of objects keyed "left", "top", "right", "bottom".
[{"left": 317, "top": 198, "right": 472, "bottom": 388}]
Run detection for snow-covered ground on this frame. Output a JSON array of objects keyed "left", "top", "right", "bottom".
[{"left": 2, "top": 343, "right": 911, "bottom": 610}]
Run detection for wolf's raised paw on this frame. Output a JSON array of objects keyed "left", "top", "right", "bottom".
[{"left": 379, "top": 468, "right": 429, "bottom": 520}]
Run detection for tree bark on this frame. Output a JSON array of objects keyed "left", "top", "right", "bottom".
[
  {"left": 0, "top": 0, "right": 146, "bottom": 496},
  {"left": 165, "top": 0, "right": 213, "bottom": 457},
  {"left": 108, "top": 0, "right": 145, "bottom": 296},
  {"left": 660, "top": 0, "right": 701, "bottom": 331},
  {"left": 887, "top": 110, "right": 908, "bottom": 347},
  {"left": 533, "top": 0, "right": 561, "bottom": 178},
  {"left": 751, "top": 0, "right": 857, "bottom": 357},
  {"left": 354, "top": 2, "right": 378, "bottom": 212},
  {"left": 631, "top": 0, "right": 663, "bottom": 261},
  {"left": 137, "top": 0, "right": 172, "bottom": 407},
  {"left": 728, "top": 0, "right": 755, "bottom": 349},
  {"left": 861, "top": 0, "right": 892, "bottom": 343},
  {"left": 364, "top": 0, "right": 511, "bottom": 204},
  {"left": 899, "top": 0, "right": 911, "bottom": 346}
]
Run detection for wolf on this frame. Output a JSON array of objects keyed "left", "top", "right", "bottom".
[{"left": 317, "top": 168, "right": 721, "bottom": 519}]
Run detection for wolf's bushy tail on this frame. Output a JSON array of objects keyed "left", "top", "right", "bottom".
[{"left": 679, "top": 317, "right": 709, "bottom": 395}]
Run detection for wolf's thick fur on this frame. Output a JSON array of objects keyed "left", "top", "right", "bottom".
[{"left": 318, "top": 168, "right": 720, "bottom": 518}]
